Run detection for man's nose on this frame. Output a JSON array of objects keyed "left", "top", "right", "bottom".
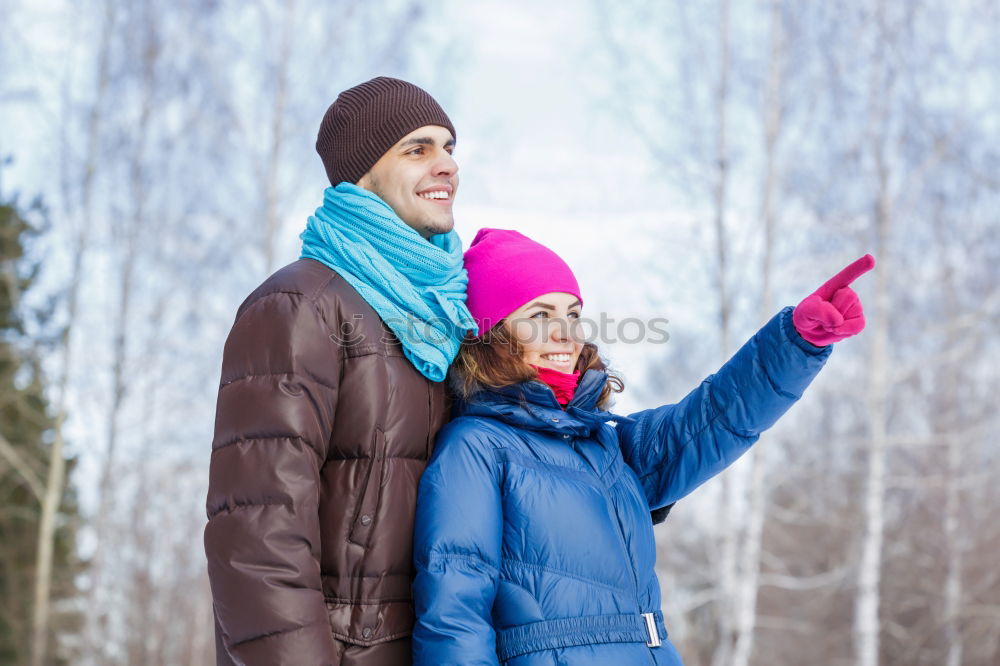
[{"left": 433, "top": 150, "right": 458, "bottom": 177}]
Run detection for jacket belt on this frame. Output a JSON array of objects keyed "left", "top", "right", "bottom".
[{"left": 495, "top": 611, "right": 668, "bottom": 661}]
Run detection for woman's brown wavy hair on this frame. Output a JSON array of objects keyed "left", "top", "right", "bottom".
[{"left": 449, "top": 321, "right": 625, "bottom": 410}]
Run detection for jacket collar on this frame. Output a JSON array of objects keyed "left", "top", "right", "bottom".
[{"left": 455, "top": 369, "right": 635, "bottom": 437}]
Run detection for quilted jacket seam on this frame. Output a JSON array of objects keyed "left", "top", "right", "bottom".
[
  {"left": 207, "top": 499, "right": 292, "bottom": 519},
  {"left": 502, "top": 557, "right": 628, "bottom": 594},
  {"left": 421, "top": 552, "right": 499, "bottom": 576},
  {"left": 219, "top": 370, "right": 339, "bottom": 393},
  {"left": 229, "top": 620, "right": 324, "bottom": 648},
  {"left": 211, "top": 434, "right": 323, "bottom": 461}
]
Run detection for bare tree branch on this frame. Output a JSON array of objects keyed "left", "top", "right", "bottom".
[{"left": 0, "top": 432, "right": 44, "bottom": 502}]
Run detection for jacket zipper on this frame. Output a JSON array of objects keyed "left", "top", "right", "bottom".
[
  {"left": 599, "top": 481, "right": 657, "bottom": 664},
  {"left": 571, "top": 435, "right": 657, "bottom": 664}
]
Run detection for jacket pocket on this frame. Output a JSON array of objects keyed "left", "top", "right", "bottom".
[{"left": 348, "top": 427, "right": 386, "bottom": 548}]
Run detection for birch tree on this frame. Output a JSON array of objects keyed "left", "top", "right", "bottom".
[
  {"left": 707, "top": 6, "right": 741, "bottom": 662},
  {"left": 854, "top": 4, "right": 893, "bottom": 658},
  {"left": 0, "top": 195, "right": 82, "bottom": 666},
  {"left": 83, "top": 1, "right": 180, "bottom": 658},
  {"left": 30, "top": 1, "right": 117, "bottom": 663},
  {"left": 731, "top": 3, "right": 788, "bottom": 664}
]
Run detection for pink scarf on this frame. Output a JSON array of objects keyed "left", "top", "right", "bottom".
[{"left": 531, "top": 365, "right": 581, "bottom": 406}]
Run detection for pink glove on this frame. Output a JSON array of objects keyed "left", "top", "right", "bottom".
[{"left": 792, "top": 254, "right": 875, "bottom": 346}]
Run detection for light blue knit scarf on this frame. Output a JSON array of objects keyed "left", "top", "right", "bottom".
[{"left": 300, "top": 183, "right": 476, "bottom": 382}]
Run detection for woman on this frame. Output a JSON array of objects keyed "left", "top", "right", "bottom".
[{"left": 412, "top": 228, "right": 873, "bottom": 665}]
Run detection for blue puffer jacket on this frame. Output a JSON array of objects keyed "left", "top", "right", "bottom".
[{"left": 413, "top": 307, "right": 831, "bottom": 665}]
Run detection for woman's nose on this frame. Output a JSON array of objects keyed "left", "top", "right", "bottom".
[{"left": 548, "top": 318, "right": 571, "bottom": 342}]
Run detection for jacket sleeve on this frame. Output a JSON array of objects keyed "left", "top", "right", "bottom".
[
  {"left": 204, "top": 291, "right": 340, "bottom": 665},
  {"left": 412, "top": 424, "right": 502, "bottom": 666},
  {"left": 617, "top": 306, "right": 832, "bottom": 510}
]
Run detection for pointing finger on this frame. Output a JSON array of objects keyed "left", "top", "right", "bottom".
[{"left": 816, "top": 254, "right": 876, "bottom": 300}]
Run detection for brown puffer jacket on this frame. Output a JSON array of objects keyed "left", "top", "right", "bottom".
[{"left": 205, "top": 258, "right": 449, "bottom": 665}]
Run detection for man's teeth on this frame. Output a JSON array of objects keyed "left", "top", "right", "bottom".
[
  {"left": 542, "top": 354, "right": 571, "bottom": 363},
  {"left": 419, "top": 191, "right": 449, "bottom": 200}
]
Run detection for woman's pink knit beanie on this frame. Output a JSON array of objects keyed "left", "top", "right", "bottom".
[{"left": 463, "top": 228, "right": 583, "bottom": 334}]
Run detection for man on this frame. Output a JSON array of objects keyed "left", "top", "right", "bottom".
[{"left": 205, "top": 77, "right": 474, "bottom": 665}]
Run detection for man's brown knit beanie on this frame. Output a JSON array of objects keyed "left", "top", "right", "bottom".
[{"left": 316, "top": 76, "right": 456, "bottom": 187}]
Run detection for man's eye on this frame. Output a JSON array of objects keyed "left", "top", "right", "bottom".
[
  {"left": 408, "top": 147, "right": 424, "bottom": 156},
  {"left": 530, "top": 311, "right": 549, "bottom": 319},
  {"left": 568, "top": 311, "right": 581, "bottom": 319}
]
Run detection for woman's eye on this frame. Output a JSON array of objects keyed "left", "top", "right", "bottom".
[
  {"left": 530, "top": 311, "right": 549, "bottom": 319},
  {"left": 568, "top": 311, "right": 581, "bottom": 319}
]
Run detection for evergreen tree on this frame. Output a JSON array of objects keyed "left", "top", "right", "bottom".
[{"left": 0, "top": 197, "right": 81, "bottom": 665}]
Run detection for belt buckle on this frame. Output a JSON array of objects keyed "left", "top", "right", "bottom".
[{"left": 642, "top": 612, "right": 661, "bottom": 648}]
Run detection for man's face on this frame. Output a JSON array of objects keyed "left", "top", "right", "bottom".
[{"left": 357, "top": 125, "right": 458, "bottom": 239}]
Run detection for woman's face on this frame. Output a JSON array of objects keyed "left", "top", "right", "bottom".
[{"left": 506, "top": 292, "right": 585, "bottom": 373}]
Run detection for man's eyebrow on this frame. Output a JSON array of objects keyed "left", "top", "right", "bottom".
[{"left": 398, "top": 136, "right": 456, "bottom": 148}]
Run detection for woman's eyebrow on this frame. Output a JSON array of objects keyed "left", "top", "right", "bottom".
[{"left": 525, "top": 300, "right": 582, "bottom": 310}]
